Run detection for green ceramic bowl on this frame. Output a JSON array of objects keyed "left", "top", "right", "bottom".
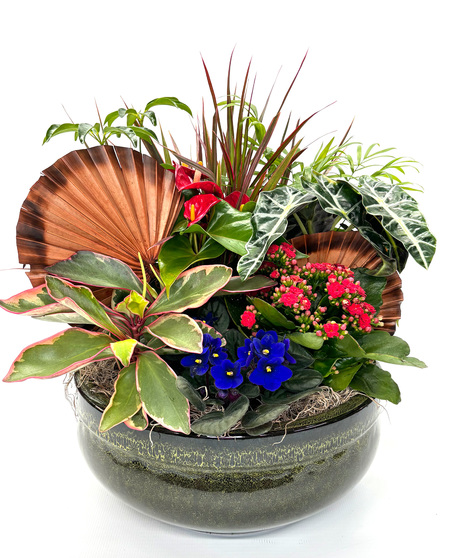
[{"left": 76, "top": 382, "right": 381, "bottom": 534}]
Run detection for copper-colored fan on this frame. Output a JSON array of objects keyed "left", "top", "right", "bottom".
[
  {"left": 291, "top": 231, "right": 403, "bottom": 334},
  {"left": 16, "top": 145, "right": 183, "bottom": 295}
]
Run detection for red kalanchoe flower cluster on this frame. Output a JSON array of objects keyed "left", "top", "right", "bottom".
[{"left": 241, "top": 243, "right": 384, "bottom": 340}]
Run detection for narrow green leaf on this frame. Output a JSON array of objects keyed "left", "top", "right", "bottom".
[
  {"left": 43, "top": 123, "right": 79, "bottom": 144},
  {"left": 250, "top": 297, "right": 296, "bottom": 330},
  {"left": 145, "top": 96, "right": 193, "bottom": 117}
]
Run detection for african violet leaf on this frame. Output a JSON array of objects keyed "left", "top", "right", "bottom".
[
  {"left": 3, "top": 328, "right": 113, "bottom": 382},
  {"left": 99, "top": 363, "right": 142, "bottom": 432},
  {"left": 136, "top": 352, "right": 190, "bottom": 434},
  {"left": 158, "top": 235, "right": 225, "bottom": 296},
  {"left": 149, "top": 265, "right": 232, "bottom": 314},
  {"left": 237, "top": 186, "right": 315, "bottom": 280},
  {"left": 241, "top": 403, "right": 289, "bottom": 430},
  {"left": 354, "top": 176, "right": 436, "bottom": 269},
  {"left": 0, "top": 284, "right": 68, "bottom": 316},
  {"left": 46, "top": 251, "right": 144, "bottom": 295},
  {"left": 45, "top": 276, "right": 125, "bottom": 338},
  {"left": 144, "top": 313, "right": 203, "bottom": 353},
  {"left": 350, "top": 362, "right": 401, "bottom": 404},
  {"left": 190, "top": 395, "right": 249, "bottom": 436},
  {"left": 176, "top": 376, "right": 206, "bottom": 411},
  {"left": 283, "top": 368, "right": 323, "bottom": 392}
]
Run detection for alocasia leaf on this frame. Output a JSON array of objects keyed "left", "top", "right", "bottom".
[{"left": 237, "top": 186, "right": 315, "bottom": 280}]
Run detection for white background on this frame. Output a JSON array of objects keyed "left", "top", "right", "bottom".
[{"left": 0, "top": 1, "right": 463, "bottom": 556}]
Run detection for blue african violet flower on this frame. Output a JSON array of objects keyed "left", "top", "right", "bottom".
[
  {"left": 282, "top": 338, "right": 297, "bottom": 364},
  {"left": 211, "top": 359, "right": 244, "bottom": 390},
  {"left": 249, "top": 356, "right": 293, "bottom": 391},
  {"left": 237, "top": 338, "right": 254, "bottom": 368},
  {"left": 252, "top": 330, "right": 285, "bottom": 360},
  {"left": 180, "top": 348, "right": 210, "bottom": 376},
  {"left": 204, "top": 335, "right": 228, "bottom": 365}
]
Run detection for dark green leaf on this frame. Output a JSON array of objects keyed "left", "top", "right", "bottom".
[
  {"left": 176, "top": 377, "right": 206, "bottom": 411},
  {"left": 350, "top": 363, "right": 401, "bottom": 404},
  {"left": 190, "top": 395, "right": 249, "bottom": 436}
]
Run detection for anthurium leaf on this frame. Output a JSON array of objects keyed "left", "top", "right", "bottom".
[
  {"left": 287, "top": 331, "right": 324, "bottom": 349},
  {"left": 283, "top": 368, "right": 323, "bottom": 392},
  {"left": 45, "top": 276, "right": 124, "bottom": 338},
  {"left": 115, "top": 291, "right": 149, "bottom": 318},
  {"left": 324, "top": 363, "right": 362, "bottom": 391},
  {"left": 3, "top": 328, "right": 113, "bottom": 382},
  {"left": 99, "top": 363, "right": 141, "bottom": 432},
  {"left": 354, "top": 176, "right": 436, "bottom": 269},
  {"left": 0, "top": 284, "right": 68, "bottom": 316},
  {"left": 136, "top": 352, "right": 190, "bottom": 434},
  {"left": 46, "top": 251, "right": 144, "bottom": 295},
  {"left": 237, "top": 186, "right": 315, "bottom": 280},
  {"left": 217, "top": 275, "right": 276, "bottom": 296},
  {"left": 241, "top": 403, "right": 289, "bottom": 429},
  {"left": 124, "top": 408, "right": 149, "bottom": 431},
  {"left": 190, "top": 395, "right": 249, "bottom": 436},
  {"left": 201, "top": 200, "right": 253, "bottom": 256},
  {"left": 350, "top": 363, "right": 401, "bottom": 404},
  {"left": 150, "top": 265, "right": 232, "bottom": 314},
  {"left": 176, "top": 377, "right": 206, "bottom": 411},
  {"left": 158, "top": 235, "right": 225, "bottom": 296},
  {"left": 250, "top": 297, "right": 296, "bottom": 330},
  {"left": 110, "top": 339, "right": 138, "bottom": 367},
  {"left": 144, "top": 313, "right": 203, "bottom": 353}
]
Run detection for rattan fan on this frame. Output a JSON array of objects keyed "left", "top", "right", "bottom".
[
  {"left": 16, "top": 145, "right": 183, "bottom": 293},
  {"left": 291, "top": 231, "right": 403, "bottom": 334}
]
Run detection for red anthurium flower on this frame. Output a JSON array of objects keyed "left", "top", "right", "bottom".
[
  {"left": 174, "top": 162, "right": 224, "bottom": 198},
  {"left": 184, "top": 194, "right": 220, "bottom": 226},
  {"left": 224, "top": 191, "right": 250, "bottom": 209}
]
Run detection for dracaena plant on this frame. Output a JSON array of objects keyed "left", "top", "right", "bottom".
[{"left": 0, "top": 251, "right": 233, "bottom": 434}]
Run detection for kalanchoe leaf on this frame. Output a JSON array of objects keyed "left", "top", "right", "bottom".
[
  {"left": 350, "top": 362, "right": 401, "bottom": 404},
  {"left": 287, "top": 332, "right": 324, "bottom": 350},
  {"left": 324, "top": 363, "right": 362, "bottom": 391},
  {"left": 250, "top": 298, "right": 295, "bottom": 330}
]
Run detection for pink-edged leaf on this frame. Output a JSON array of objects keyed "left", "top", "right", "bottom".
[
  {"left": 45, "top": 276, "right": 125, "bottom": 338},
  {"left": 136, "top": 352, "right": 190, "bottom": 434},
  {"left": 124, "top": 407, "right": 149, "bottom": 430},
  {"left": 0, "top": 284, "right": 68, "bottom": 316},
  {"left": 110, "top": 338, "right": 138, "bottom": 367},
  {"left": 144, "top": 313, "right": 203, "bottom": 353},
  {"left": 195, "top": 320, "right": 225, "bottom": 346},
  {"left": 3, "top": 328, "right": 113, "bottom": 382},
  {"left": 148, "top": 264, "right": 232, "bottom": 314},
  {"left": 99, "top": 363, "right": 142, "bottom": 432}
]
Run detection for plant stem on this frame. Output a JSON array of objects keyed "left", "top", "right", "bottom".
[{"left": 293, "top": 212, "right": 308, "bottom": 235}]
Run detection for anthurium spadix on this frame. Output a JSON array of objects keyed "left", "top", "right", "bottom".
[{"left": 1, "top": 249, "right": 235, "bottom": 434}]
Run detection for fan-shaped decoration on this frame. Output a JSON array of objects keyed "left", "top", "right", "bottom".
[
  {"left": 291, "top": 231, "right": 403, "bottom": 334},
  {"left": 16, "top": 145, "right": 183, "bottom": 293}
]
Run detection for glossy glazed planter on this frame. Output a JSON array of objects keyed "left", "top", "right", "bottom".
[{"left": 76, "top": 383, "right": 381, "bottom": 534}]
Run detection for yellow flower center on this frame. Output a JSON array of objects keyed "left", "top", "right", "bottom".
[
  {"left": 226, "top": 370, "right": 234, "bottom": 376},
  {"left": 263, "top": 349, "right": 270, "bottom": 355},
  {"left": 213, "top": 353, "right": 218, "bottom": 358},
  {"left": 195, "top": 359, "right": 202, "bottom": 364},
  {"left": 190, "top": 204, "right": 196, "bottom": 222},
  {"left": 266, "top": 366, "right": 272, "bottom": 373}
]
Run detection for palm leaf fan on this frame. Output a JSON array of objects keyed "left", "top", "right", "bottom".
[
  {"left": 16, "top": 145, "right": 183, "bottom": 297},
  {"left": 291, "top": 231, "right": 403, "bottom": 334}
]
